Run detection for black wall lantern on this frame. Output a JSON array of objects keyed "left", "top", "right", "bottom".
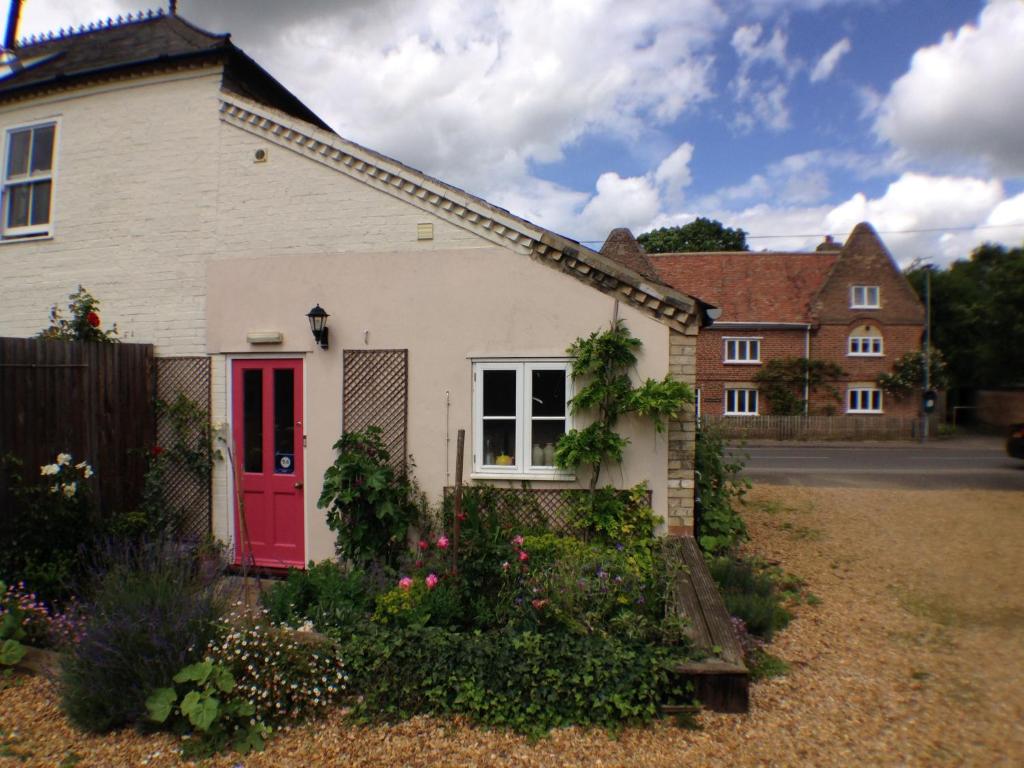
[{"left": 306, "top": 304, "right": 329, "bottom": 350}]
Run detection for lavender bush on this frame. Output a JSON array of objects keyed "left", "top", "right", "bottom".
[{"left": 59, "top": 540, "right": 226, "bottom": 732}]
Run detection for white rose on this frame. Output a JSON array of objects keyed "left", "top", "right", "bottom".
[
  {"left": 56, "top": 453, "right": 72, "bottom": 466},
  {"left": 62, "top": 482, "right": 77, "bottom": 498},
  {"left": 40, "top": 463, "right": 60, "bottom": 476}
]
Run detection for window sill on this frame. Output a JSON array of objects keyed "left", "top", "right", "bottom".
[
  {"left": 723, "top": 361, "right": 761, "bottom": 365},
  {"left": 0, "top": 233, "right": 53, "bottom": 246},
  {"left": 847, "top": 353, "right": 884, "bottom": 358},
  {"left": 723, "top": 413, "right": 759, "bottom": 417},
  {"left": 850, "top": 306, "right": 881, "bottom": 310},
  {"left": 471, "top": 471, "right": 576, "bottom": 482},
  {"left": 846, "top": 411, "right": 884, "bottom": 415}
]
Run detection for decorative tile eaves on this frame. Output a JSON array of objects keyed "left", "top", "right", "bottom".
[{"left": 219, "top": 96, "right": 698, "bottom": 334}]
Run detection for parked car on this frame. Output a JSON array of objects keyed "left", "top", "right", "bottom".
[{"left": 1008, "top": 424, "right": 1024, "bottom": 459}]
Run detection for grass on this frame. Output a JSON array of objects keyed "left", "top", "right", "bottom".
[{"left": 747, "top": 650, "right": 790, "bottom": 681}]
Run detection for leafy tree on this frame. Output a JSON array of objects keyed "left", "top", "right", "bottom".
[
  {"left": 906, "top": 244, "right": 1024, "bottom": 390},
  {"left": 554, "top": 321, "right": 693, "bottom": 495},
  {"left": 38, "top": 285, "right": 119, "bottom": 343},
  {"left": 752, "top": 357, "right": 845, "bottom": 415},
  {"left": 877, "top": 349, "right": 949, "bottom": 398},
  {"left": 637, "top": 217, "right": 749, "bottom": 253}
]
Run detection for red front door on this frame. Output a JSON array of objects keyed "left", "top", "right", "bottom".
[{"left": 231, "top": 359, "right": 305, "bottom": 569}]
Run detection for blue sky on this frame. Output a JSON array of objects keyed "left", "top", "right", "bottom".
[{"left": 14, "top": 0, "right": 1024, "bottom": 264}]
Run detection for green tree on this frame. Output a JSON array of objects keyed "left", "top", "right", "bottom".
[
  {"left": 752, "top": 357, "right": 845, "bottom": 415},
  {"left": 906, "top": 244, "right": 1024, "bottom": 390},
  {"left": 876, "top": 349, "right": 949, "bottom": 398},
  {"left": 554, "top": 321, "right": 693, "bottom": 495},
  {"left": 636, "top": 217, "right": 749, "bottom": 253}
]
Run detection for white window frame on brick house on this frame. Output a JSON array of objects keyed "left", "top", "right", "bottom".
[
  {"left": 2, "top": 119, "right": 59, "bottom": 239},
  {"left": 850, "top": 285, "right": 880, "bottom": 309},
  {"left": 471, "top": 359, "right": 574, "bottom": 480},
  {"left": 723, "top": 337, "right": 761, "bottom": 364},
  {"left": 847, "top": 386, "right": 883, "bottom": 413},
  {"left": 724, "top": 387, "right": 759, "bottom": 416},
  {"left": 848, "top": 327, "right": 884, "bottom": 356}
]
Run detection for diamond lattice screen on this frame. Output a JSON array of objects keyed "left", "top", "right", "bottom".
[
  {"left": 343, "top": 350, "right": 408, "bottom": 471},
  {"left": 155, "top": 356, "right": 212, "bottom": 541}
]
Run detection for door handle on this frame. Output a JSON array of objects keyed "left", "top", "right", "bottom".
[{"left": 294, "top": 481, "right": 304, "bottom": 489}]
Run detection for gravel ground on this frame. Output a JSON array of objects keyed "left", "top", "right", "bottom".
[{"left": 2, "top": 485, "right": 1022, "bottom": 767}]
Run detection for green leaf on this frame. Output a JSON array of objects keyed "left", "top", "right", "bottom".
[
  {"left": 0, "top": 638, "right": 27, "bottom": 666},
  {"left": 180, "top": 690, "right": 220, "bottom": 732},
  {"left": 173, "top": 661, "right": 213, "bottom": 685},
  {"left": 145, "top": 687, "right": 178, "bottom": 723},
  {"left": 211, "top": 666, "right": 236, "bottom": 693}
]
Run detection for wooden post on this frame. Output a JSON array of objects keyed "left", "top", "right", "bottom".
[{"left": 452, "top": 429, "right": 465, "bottom": 576}]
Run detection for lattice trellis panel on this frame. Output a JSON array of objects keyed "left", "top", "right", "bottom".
[
  {"left": 343, "top": 350, "right": 408, "bottom": 471},
  {"left": 155, "top": 356, "right": 212, "bottom": 541}
]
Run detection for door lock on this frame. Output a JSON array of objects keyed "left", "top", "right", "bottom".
[{"left": 294, "top": 481, "right": 304, "bottom": 489}]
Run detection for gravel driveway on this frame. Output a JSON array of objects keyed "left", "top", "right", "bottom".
[{"left": 2, "top": 484, "right": 1022, "bottom": 767}]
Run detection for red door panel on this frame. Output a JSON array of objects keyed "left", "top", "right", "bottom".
[{"left": 231, "top": 359, "right": 304, "bottom": 569}]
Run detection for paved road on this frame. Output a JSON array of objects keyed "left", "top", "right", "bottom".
[{"left": 730, "top": 437, "right": 1024, "bottom": 491}]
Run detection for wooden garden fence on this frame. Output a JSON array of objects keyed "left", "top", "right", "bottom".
[
  {"left": 0, "top": 337, "right": 155, "bottom": 516},
  {"left": 701, "top": 414, "right": 936, "bottom": 441}
]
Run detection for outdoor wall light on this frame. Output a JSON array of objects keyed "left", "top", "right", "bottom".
[{"left": 306, "top": 304, "right": 330, "bottom": 350}]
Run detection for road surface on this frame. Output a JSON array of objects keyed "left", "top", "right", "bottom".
[{"left": 731, "top": 437, "right": 1024, "bottom": 491}]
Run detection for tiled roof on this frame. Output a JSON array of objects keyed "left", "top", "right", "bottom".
[
  {"left": 0, "top": 12, "right": 329, "bottom": 128},
  {"left": 600, "top": 228, "right": 661, "bottom": 282},
  {"left": 649, "top": 250, "right": 838, "bottom": 324}
]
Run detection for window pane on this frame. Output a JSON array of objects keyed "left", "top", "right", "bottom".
[
  {"left": 871, "top": 390, "right": 881, "bottom": 410},
  {"left": 30, "top": 126, "right": 54, "bottom": 173},
  {"left": 243, "top": 369, "right": 263, "bottom": 473},
  {"left": 531, "top": 369, "right": 565, "bottom": 417},
  {"left": 30, "top": 180, "right": 51, "bottom": 226},
  {"left": 749, "top": 391, "right": 758, "bottom": 412},
  {"left": 726, "top": 340, "right": 735, "bottom": 360},
  {"left": 273, "top": 369, "right": 294, "bottom": 474},
  {"left": 483, "top": 369, "right": 516, "bottom": 416},
  {"left": 6, "top": 130, "right": 29, "bottom": 176},
  {"left": 531, "top": 419, "right": 565, "bottom": 465},
  {"left": 849, "top": 391, "right": 857, "bottom": 410},
  {"left": 482, "top": 419, "right": 515, "bottom": 465},
  {"left": 6, "top": 184, "right": 29, "bottom": 228},
  {"left": 750, "top": 341, "right": 759, "bottom": 360}
]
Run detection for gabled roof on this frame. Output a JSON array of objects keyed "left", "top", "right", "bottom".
[
  {"left": 650, "top": 251, "right": 837, "bottom": 324},
  {"left": 0, "top": 11, "right": 329, "bottom": 128}
]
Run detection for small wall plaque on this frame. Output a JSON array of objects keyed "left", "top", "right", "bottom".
[{"left": 246, "top": 331, "right": 283, "bottom": 344}]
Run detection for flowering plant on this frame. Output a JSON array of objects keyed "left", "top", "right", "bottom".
[
  {"left": 38, "top": 451, "right": 93, "bottom": 499},
  {"left": 0, "top": 580, "right": 84, "bottom": 649},
  {"left": 37, "top": 285, "right": 119, "bottom": 343}
]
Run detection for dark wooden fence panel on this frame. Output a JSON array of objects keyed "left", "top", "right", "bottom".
[{"left": 0, "top": 337, "right": 155, "bottom": 516}]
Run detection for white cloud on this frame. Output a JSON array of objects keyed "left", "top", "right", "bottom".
[
  {"left": 809, "top": 37, "right": 851, "bottom": 82},
  {"left": 729, "top": 23, "right": 796, "bottom": 132},
  {"left": 875, "top": 0, "right": 1024, "bottom": 176},
  {"left": 654, "top": 142, "right": 695, "bottom": 193},
  {"left": 577, "top": 172, "right": 663, "bottom": 238}
]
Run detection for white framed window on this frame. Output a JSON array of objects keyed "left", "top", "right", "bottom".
[
  {"left": 2, "top": 121, "right": 56, "bottom": 238},
  {"left": 724, "top": 387, "right": 758, "bottom": 416},
  {"left": 847, "top": 387, "right": 883, "bottom": 413},
  {"left": 724, "top": 337, "right": 761, "bottom": 364},
  {"left": 850, "top": 285, "right": 880, "bottom": 309},
  {"left": 848, "top": 331, "right": 884, "bottom": 356},
  {"left": 472, "top": 360, "right": 573, "bottom": 478}
]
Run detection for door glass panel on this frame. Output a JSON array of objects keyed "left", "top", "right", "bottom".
[
  {"left": 483, "top": 369, "right": 516, "bottom": 416},
  {"left": 273, "top": 368, "right": 295, "bottom": 474},
  {"left": 243, "top": 369, "right": 263, "bottom": 473}
]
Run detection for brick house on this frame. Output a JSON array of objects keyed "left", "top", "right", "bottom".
[
  {"left": 602, "top": 224, "right": 925, "bottom": 420},
  {"left": 0, "top": 11, "right": 707, "bottom": 564}
]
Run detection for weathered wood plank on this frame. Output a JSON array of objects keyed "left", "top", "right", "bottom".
[{"left": 680, "top": 536, "right": 745, "bottom": 666}]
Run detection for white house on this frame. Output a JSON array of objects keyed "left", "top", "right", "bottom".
[{"left": 0, "top": 11, "right": 705, "bottom": 568}]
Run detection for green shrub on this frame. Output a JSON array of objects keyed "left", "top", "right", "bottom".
[
  {"left": 59, "top": 541, "right": 225, "bottom": 732},
  {"left": 564, "top": 483, "right": 658, "bottom": 547},
  {"left": 709, "top": 557, "right": 791, "bottom": 640},
  {"left": 341, "top": 624, "right": 690, "bottom": 738},
  {"left": 695, "top": 426, "right": 749, "bottom": 555},
  {"left": 206, "top": 611, "right": 347, "bottom": 723},
  {"left": 261, "top": 561, "right": 377, "bottom": 635},
  {"left": 318, "top": 427, "right": 423, "bottom": 567},
  {"left": 372, "top": 576, "right": 465, "bottom": 629}
]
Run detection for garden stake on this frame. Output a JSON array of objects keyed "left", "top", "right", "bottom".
[{"left": 452, "top": 429, "right": 465, "bottom": 576}]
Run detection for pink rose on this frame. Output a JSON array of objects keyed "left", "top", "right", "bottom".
[
  {"left": 512, "top": 535, "right": 524, "bottom": 548},
  {"left": 398, "top": 577, "right": 413, "bottom": 591},
  {"left": 418, "top": 540, "right": 429, "bottom": 551},
  {"left": 518, "top": 550, "right": 529, "bottom": 562},
  {"left": 436, "top": 535, "right": 449, "bottom": 550},
  {"left": 425, "top": 573, "right": 439, "bottom": 590}
]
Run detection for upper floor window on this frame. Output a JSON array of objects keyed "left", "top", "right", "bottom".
[
  {"left": 3, "top": 122, "right": 56, "bottom": 238},
  {"left": 724, "top": 337, "right": 760, "bottom": 364},
  {"left": 850, "top": 285, "right": 880, "bottom": 309},
  {"left": 848, "top": 326, "right": 884, "bottom": 356},
  {"left": 472, "top": 360, "right": 573, "bottom": 478}
]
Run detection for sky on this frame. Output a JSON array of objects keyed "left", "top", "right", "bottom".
[{"left": 12, "top": 0, "right": 1024, "bottom": 265}]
